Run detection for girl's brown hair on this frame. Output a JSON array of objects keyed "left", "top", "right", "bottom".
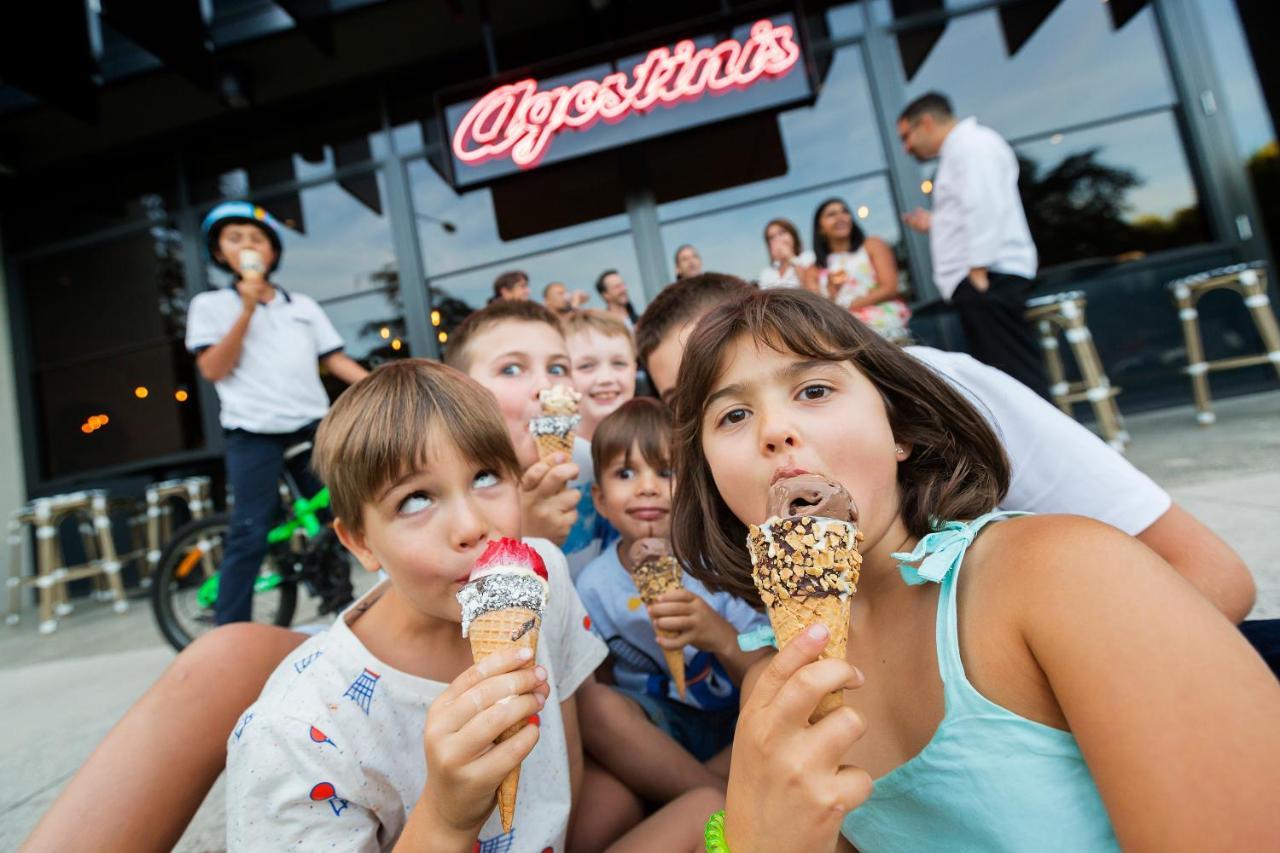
[
  {"left": 763, "top": 218, "right": 803, "bottom": 255},
  {"left": 669, "top": 289, "right": 1010, "bottom": 605},
  {"left": 313, "top": 359, "right": 521, "bottom": 534},
  {"left": 590, "top": 397, "right": 673, "bottom": 486}
]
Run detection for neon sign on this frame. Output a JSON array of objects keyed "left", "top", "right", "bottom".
[{"left": 450, "top": 19, "right": 803, "bottom": 175}]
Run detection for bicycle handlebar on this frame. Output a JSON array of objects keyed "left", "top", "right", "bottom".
[{"left": 266, "top": 487, "right": 330, "bottom": 544}]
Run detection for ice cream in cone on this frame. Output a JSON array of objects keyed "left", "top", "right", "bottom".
[
  {"left": 629, "top": 538, "right": 687, "bottom": 698},
  {"left": 456, "top": 538, "right": 549, "bottom": 833},
  {"left": 529, "top": 386, "right": 581, "bottom": 462},
  {"left": 747, "top": 474, "right": 862, "bottom": 722}
]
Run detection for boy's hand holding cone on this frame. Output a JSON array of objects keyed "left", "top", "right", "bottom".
[
  {"left": 747, "top": 474, "right": 862, "bottom": 722},
  {"left": 629, "top": 537, "right": 687, "bottom": 697},
  {"left": 456, "top": 538, "right": 549, "bottom": 832}
]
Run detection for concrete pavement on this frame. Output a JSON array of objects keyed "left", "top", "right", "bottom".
[{"left": 2, "top": 390, "right": 1277, "bottom": 850}]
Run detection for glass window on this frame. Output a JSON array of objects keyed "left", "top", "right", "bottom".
[
  {"left": 660, "top": 175, "right": 904, "bottom": 289},
  {"left": 1014, "top": 110, "right": 1210, "bottom": 269},
  {"left": 4, "top": 159, "right": 178, "bottom": 250},
  {"left": 427, "top": 234, "right": 644, "bottom": 340},
  {"left": 407, "top": 157, "right": 630, "bottom": 278},
  {"left": 900, "top": 1, "right": 1175, "bottom": 141},
  {"left": 205, "top": 174, "right": 398, "bottom": 304},
  {"left": 20, "top": 228, "right": 202, "bottom": 479},
  {"left": 657, "top": 44, "right": 885, "bottom": 221},
  {"left": 319, "top": 287, "right": 414, "bottom": 368}
]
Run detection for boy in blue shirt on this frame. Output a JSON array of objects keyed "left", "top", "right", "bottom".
[{"left": 574, "top": 398, "right": 768, "bottom": 804}]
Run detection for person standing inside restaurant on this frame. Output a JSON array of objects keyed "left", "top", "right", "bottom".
[
  {"left": 186, "top": 202, "right": 368, "bottom": 625},
  {"left": 596, "top": 268, "right": 638, "bottom": 329},
  {"left": 899, "top": 92, "right": 1049, "bottom": 397}
]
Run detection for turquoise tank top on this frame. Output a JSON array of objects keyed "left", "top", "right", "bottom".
[{"left": 739, "top": 511, "right": 1119, "bottom": 852}]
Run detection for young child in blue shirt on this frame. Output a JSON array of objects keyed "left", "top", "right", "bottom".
[{"left": 574, "top": 398, "right": 768, "bottom": 804}]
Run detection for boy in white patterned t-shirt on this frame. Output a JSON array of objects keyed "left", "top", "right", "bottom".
[{"left": 225, "top": 359, "right": 720, "bottom": 852}]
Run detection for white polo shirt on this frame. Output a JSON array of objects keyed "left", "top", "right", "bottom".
[
  {"left": 186, "top": 285, "right": 344, "bottom": 434},
  {"left": 907, "top": 345, "right": 1170, "bottom": 536},
  {"left": 930, "top": 117, "right": 1038, "bottom": 299}
]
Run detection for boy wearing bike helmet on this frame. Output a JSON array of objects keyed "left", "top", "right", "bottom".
[{"left": 186, "top": 202, "right": 368, "bottom": 624}]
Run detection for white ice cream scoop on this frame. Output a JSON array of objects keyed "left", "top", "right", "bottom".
[{"left": 239, "top": 248, "right": 266, "bottom": 274}]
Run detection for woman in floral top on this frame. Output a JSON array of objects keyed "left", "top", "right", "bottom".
[{"left": 812, "top": 197, "right": 912, "bottom": 342}]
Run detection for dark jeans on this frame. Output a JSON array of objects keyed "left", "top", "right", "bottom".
[
  {"left": 1241, "top": 619, "right": 1280, "bottom": 680},
  {"left": 951, "top": 272, "right": 1051, "bottom": 399},
  {"left": 216, "top": 422, "right": 324, "bottom": 625}
]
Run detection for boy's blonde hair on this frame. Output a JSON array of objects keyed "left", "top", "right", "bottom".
[
  {"left": 313, "top": 359, "right": 521, "bottom": 533},
  {"left": 443, "top": 300, "right": 565, "bottom": 373},
  {"left": 563, "top": 309, "right": 635, "bottom": 353}
]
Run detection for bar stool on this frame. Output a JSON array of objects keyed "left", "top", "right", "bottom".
[
  {"left": 1025, "top": 290, "right": 1128, "bottom": 451},
  {"left": 143, "top": 476, "right": 212, "bottom": 584},
  {"left": 1167, "top": 261, "right": 1280, "bottom": 425},
  {"left": 5, "top": 490, "right": 130, "bottom": 634}
]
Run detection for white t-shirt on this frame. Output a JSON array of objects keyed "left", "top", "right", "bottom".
[
  {"left": 930, "top": 118, "right": 1038, "bottom": 299},
  {"left": 575, "top": 542, "right": 767, "bottom": 712},
  {"left": 906, "top": 346, "right": 1170, "bottom": 535},
  {"left": 758, "top": 250, "right": 816, "bottom": 290},
  {"left": 225, "top": 538, "right": 607, "bottom": 852},
  {"left": 185, "top": 285, "right": 344, "bottom": 434}
]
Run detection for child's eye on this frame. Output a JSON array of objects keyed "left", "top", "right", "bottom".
[
  {"left": 718, "top": 407, "right": 749, "bottom": 427},
  {"left": 499, "top": 363, "right": 523, "bottom": 377},
  {"left": 398, "top": 491, "right": 433, "bottom": 515},
  {"left": 659, "top": 468, "right": 675, "bottom": 479},
  {"left": 548, "top": 363, "right": 569, "bottom": 377},
  {"left": 576, "top": 359, "right": 597, "bottom": 372},
  {"left": 800, "top": 384, "right": 831, "bottom": 401},
  {"left": 473, "top": 471, "right": 500, "bottom": 489},
  {"left": 614, "top": 467, "right": 634, "bottom": 480},
  {"left": 611, "top": 358, "right": 631, "bottom": 369}
]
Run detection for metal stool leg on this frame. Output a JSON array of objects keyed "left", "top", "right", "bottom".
[
  {"left": 145, "top": 486, "right": 164, "bottom": 584},
  {"left": 1061, "top": 305, "right": 1125, "bottom": 450},
  {"left": 33, "top": 500, "right": 60, "bottom": 634},
  {"left": 91, "top": 492, "right": 129, "bottom": 614},
  {"left": 1037, "top": 319, "right": 1072, "bottom": 416},
  {"left": 1240, "top": 270, "right": 1280, "bottom": 381},
  {"left": 1173, "top": 284, "right": 1215, "bottom": 425},
  {"left": 6, "top": 511, "right": 26, "bottom": 626}
]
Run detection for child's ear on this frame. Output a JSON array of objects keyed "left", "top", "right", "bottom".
[
  {"left": 894, "top": 441, "right": 914, "bottom": 462},
  {"left": 333, "top": 517, "right": 381, "bottom": 573},
  {"left": 590, "top": 483, "right": 608, "bottom": 520}
]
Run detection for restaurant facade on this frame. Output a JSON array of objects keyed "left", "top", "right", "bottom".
[{"left": 0, "top": 0, "right": 1276, "bottom": 506}]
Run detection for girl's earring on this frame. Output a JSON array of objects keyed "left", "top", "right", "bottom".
[{"left": 894, "top": 445, "right": 905, "bottom": 458}]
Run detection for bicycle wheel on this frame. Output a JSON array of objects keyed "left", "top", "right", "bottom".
[{"left": 151, "top": 513, "right": 298, "bottom": 651}]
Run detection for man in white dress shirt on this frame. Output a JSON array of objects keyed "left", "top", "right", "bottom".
[{"left": 899, "top": 92, "right": 1050, "bottom": 398}]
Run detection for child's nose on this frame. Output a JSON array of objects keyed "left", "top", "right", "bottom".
[
  {"left": 758, "top": 411, "right": 801, "bottom": 456},
  {"left": 449, "top": 497, "right": 489, "bottom": 551}
]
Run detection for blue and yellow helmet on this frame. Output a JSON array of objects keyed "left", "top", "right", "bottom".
[{"left": 201, "top": 201, "right": 285, "bottom": 273}]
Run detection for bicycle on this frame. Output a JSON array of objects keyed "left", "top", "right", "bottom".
[{"left": 151, "top": 442, "right": 354, "bottom": 651}]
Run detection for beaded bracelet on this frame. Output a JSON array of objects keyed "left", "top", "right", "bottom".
[{"left": 704, "top": 809, "right": 730, "bottom": 852}]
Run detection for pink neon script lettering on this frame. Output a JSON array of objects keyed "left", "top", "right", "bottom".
[{"left": 452, "top": 19, "right": 802, "bottom": 170}]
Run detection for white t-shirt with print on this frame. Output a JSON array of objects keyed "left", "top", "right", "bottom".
[
  {"left": 906, "top": 346, "right": 1170, "bottom": 535},
  {"left": 225, "top": 538, "right": 607, "bottom": 852},
  {"left": 575, "top": 542, "right": 767, "bottom": 712}
]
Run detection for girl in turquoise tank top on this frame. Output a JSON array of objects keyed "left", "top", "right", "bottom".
[{"left": 668, "top": 289, "right": 1280, "bottom": 852}]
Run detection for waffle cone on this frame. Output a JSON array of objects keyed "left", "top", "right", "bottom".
[
  {"left": 766, "top": 594, "right": 849, "bottom": 721},
  {"left": 467, "top": 607, "right": 540, "bottom": 832},
  {"left": 634, "top": 559, "right": 687, "bottom": 698},
  {"left": 534, "top": 432, "right": 575, "bottom": 462}
]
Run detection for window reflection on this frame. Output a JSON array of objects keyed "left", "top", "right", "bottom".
[
  {"left": 427, "top": 235, "right": 644, "bottom": 339},
  {"left": 407, "top": 157, "right": 630, "bottom": 278},
  {"left": 660, "top": 175, "right": 904, "bottom": 290},
  {"left": 1014, "top": 111, "right": 1209, "bottom": 269},
  {"left": 658, "top": 45, "right": 884, "bottom": 220},
  {"left": 319, "top": 283, "right": 412, "bottom": 368},
  {"left": 901, "top": 0, "right": 1175, "bottom": 141},
  {"left": 205, "top": 175, "right": 397, "bottom": 304}
]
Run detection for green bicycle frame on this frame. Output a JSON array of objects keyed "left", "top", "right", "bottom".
[{"left": 195, "top": 488, "right": 330, "bottom": 609}]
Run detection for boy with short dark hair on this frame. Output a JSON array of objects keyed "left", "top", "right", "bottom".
[{"left": 574, "top": 398, "right": 768, "bottom": 804}]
